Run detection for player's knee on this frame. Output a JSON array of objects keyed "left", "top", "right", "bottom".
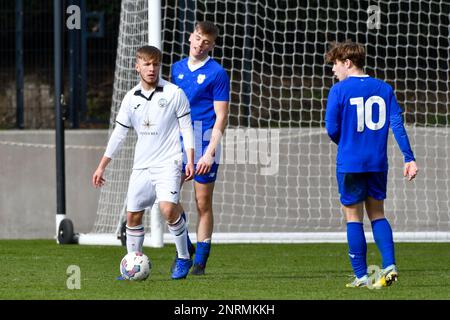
[
  {"left": 127, "top": 211, "right": 144, "bottom": 226},
  {"left": 368, "top": 211, "right": 385, "bottom": 222},
  {"left": 195, "top": 196, "right": 212, "bottom": 215},
  {"left": 159, "top": 202, "right": 181, "bottom": 223}
]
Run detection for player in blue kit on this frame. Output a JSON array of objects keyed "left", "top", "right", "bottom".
[
  {"left": 325, "top": 40, "right": 418, "bottom": 288},
  {"left": 171, "top": 21, "right": 230, "bottom": 275}
]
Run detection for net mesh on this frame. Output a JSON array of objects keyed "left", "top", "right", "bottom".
[{"left": 93, "top": 0, "right": 450, "bottom": 239}]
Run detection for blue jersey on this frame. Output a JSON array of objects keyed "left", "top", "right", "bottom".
[
  {"left": 325, "top": 75, "right": 415, "bottom": 173},
  {"left": 171, "top": 57, "right": 230, "bottom": 133}
]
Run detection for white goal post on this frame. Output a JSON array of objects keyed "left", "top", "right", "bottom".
[{"left": 78, "top": 0, "right": 450, "bottom": 246}]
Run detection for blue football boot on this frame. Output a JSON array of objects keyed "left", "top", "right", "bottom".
[{"left": 171, "top": 258, "right": 193, "bottom": 280}]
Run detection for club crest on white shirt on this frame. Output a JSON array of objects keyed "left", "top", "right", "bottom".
[
  {"left": 158, "top": 98, "right": 168, "bottom": 108},
  {"left": 178, "top": 73, "right": 184, "bottom": 80},
  {"left": 197, "top": 74, "right": 206, "bottom": 84}
]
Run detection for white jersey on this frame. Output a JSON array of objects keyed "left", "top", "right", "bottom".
[{"left": 107, "top": 78, "right": 191, "bottom": 169}]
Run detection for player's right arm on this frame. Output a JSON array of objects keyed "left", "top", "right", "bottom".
[
  {"left": 92, "top": 93, "right": 132, "bottom": 187},
  {"left": 325, "top": 86, "right": 341, "bottom": 144},
  {"left": 92, "top": 156, "right": 111, "bottom": 187},
  {"left": 92, "top": 124, "right": 129, "bottom": 187}
]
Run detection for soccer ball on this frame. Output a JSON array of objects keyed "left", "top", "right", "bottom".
[{"left": 119, "top": 251, "right": 151, "bottom": 281}]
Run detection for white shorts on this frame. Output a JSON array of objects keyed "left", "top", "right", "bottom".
[{"left": 126, "top": 164, "right": 182, "bottom": 212}]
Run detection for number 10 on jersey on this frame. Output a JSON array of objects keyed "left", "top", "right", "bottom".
[{"left": 350, "top": 96, "right": 386, "bottom": 132}]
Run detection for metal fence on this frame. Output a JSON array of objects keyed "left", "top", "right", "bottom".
[{"left": 0, "top": 0, "right": 120, "bottom": 129}]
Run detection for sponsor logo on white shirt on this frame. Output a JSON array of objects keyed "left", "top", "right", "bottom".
[
  {"left": 141, "top": 119, "right": 157, "bottom": 135},
  {"left": 142, "top": 119, "right": 155, "bottom": 128}
]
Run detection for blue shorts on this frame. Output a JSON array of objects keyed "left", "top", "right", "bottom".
[
  {"left": 336, "top": 171, "right": 388, "bottom": 206},
  {"left": 182, "top": 162, "right": 219, "bottom": 184},
  {"left": 181, "top": 132, "right": 221, "bottom": 184}
]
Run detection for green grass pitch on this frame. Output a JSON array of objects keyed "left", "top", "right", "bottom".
[{"left": 0, "top": 240, "right": 449, "bottom": 300}]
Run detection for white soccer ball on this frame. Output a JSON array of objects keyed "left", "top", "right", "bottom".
[{"left": 119, "top": 251, "right": 151, "bottom": 281}]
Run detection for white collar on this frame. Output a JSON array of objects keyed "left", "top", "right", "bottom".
[
  {"left": 137, "top": 78, "right": 165, "bottom": 97},
  {"left": 187, "top": 56, "right": 210, "bottom": 72},
  {"left": 348, "top": 74, "right": 369, "bottom": 78}
]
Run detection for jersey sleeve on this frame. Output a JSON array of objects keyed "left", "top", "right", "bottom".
[
  {"left": 388, "top": 87, "right": 415, "bottom": 162},
  {"left": 325, "top": 85, "right": 341, "bottom": 145},
  {"left": 104, "top": 92, "right": 132, "bottom": 158},
  {"left": 178, "top": 112, "right": 194, "bottom": 150},
  {"left": 175, "top": 87, "right": 191, "bottom": 119},
  {"left": 212, "top": 69, "right": 230, "bottom": 102},
  {"left": 170, "top": 63, "right": 177, "bottom": 85},
  {"left": 115, "top": 92, "right": 132, "bottom": 128},
  {"left": 175, "top": 87, "right": 194, "bottom": 150},
  {"left": 104, "top": 124, "right": 128, "bottom": 159}
]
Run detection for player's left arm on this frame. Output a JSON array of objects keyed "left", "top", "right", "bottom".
[
  {"left": 180, "top": 115, "right": 195, "bottom": 181},
  {"left": 403, "top": 160, "right": 418, "bottom": 181},
  {"left": 389, "top": 88, "right": 418, "bottom": 181},
  {"left": 176, "top": 88, "right": 195, "bottom": 181}
]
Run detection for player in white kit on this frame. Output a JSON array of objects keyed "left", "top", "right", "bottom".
[{"left": 92, "top": 46, "right": 196, "bottom": 280}]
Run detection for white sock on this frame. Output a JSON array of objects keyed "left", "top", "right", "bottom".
[
  {"left": 126, "top": 224, "right": 145, "bottom": 253},
  {"left": 167, "top": 215, "right": 189, "bottom": 259}
]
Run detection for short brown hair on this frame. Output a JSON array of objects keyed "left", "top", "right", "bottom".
[
  {"left": 136, "top": 45, "right": 162, "bottom": 63},
  {"left": 325, "top": 40, "right": 366, "bottom": 69},
  {"left": 194, "top": 21, "right": 219, "bottom": 40}
]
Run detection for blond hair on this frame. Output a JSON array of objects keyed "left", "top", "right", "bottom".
[{"left": 136, "top": 45, "right": 162, "bottom": 63}]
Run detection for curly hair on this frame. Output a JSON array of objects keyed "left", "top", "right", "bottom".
[{"left": 325, "top": 40, "right": 366, "bottom": 69}]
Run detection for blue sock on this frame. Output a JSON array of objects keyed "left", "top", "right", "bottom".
[
  {"left": 371, "top": 218, "right": 395, "bottom": 269},
  {"left": 185, "top": 233, "right": 195, "bottom": 255},
  {"left": 194, "top": 242, "right": 211, "bottom": 266},
  {"left": 347, "top": 222, "right": 367, "bottom": 278}
]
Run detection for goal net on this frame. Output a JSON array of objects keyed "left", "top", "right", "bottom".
[{"left": 80, "top": 0, "right": 450, "bottom": 245}]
